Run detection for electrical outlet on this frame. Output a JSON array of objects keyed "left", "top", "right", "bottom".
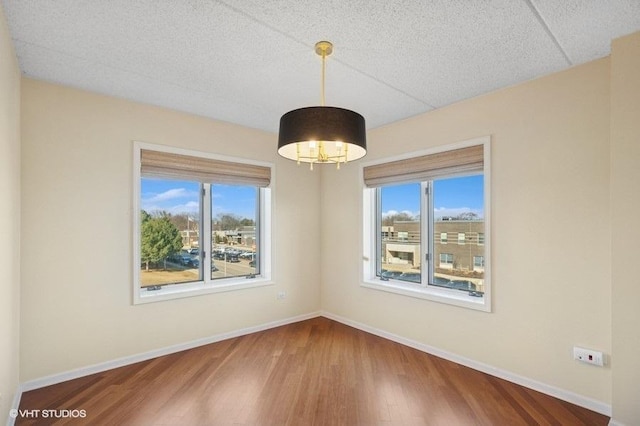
[{"left": 573, "top": 346, "right": 604, "bottom": 366}]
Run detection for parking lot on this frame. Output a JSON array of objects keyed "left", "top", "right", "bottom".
[{"left": 141, "top": 246, "right": 257, "bottom": 287}]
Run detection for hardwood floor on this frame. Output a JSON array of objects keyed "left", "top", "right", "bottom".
[{"left": 16, "top": 317, "right": 608, "bottom": 425}]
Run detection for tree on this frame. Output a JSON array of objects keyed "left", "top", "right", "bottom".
[
  {"left": 452, "top": 212, "right": 479, "bottom": 220},
  {"left": 240, "top": 218, "right": 255, "bottom": 226},
  {"left": 215, "top": 213, "right": 242, "bottom": 231},
  {"left": 168, "top": 213, "right": 187, "bottom": 231},
  {"left": 382, "top": 212, "right": 416, "bottom": 226},
  {"left": 141, "top": 209, "right": 151, "bottom": 224},
  {"left": 141, "top": 214, "right": 183, "bottom": 271}
]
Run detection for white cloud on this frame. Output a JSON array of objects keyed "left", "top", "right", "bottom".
[
  {"left": 382, "top": 209, "right": 419, "bottom": 219},
  {"left": 142, "top": 201, "right": 200, "bottom": 215},
  {"left": 141, "top": 187, "right": 201, "bottom": 215},
  {"left": 433, "top": 207, "right": 483, "bottom": 219},
  {"left": 143, "top": 188, "right": 195, "bottom": 203}
]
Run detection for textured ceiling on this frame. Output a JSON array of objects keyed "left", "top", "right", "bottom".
[{"left": 3, "top": 0, "right": 640, "bottom": 133}]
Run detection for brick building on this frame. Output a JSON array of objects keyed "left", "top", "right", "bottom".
[{"left": 381, "top": 219, "right": 485, "bottom": 276}]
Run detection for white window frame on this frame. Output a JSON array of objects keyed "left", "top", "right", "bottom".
[
  {"left": 361, "top": 136, "right": 491, "bottom": 312},
  {"left": 132, "top": 141, "right": 274, "bottom": 304}
]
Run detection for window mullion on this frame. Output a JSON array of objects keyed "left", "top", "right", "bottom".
[
  {"left": 202, "top": 183, "right": 212, "bottom": 284},
  {"left": 254, "top": 187, "right": 261, "bottom": 275},
  {"left": 422, "top": 181, "right": 433, "bottom": 288},
  {"left": 375, "top": 187, "right": 382, "bottom": 278}
]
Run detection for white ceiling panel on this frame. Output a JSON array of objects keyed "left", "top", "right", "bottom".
[
  {"left": 531, "top": 0, "right": 640, "bottom": 64},
  {"left": 2, "top": 0, "right": 638, "bottom": 133}
]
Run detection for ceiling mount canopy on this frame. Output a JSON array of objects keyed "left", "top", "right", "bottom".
[{"left": 277, "top": 41, "right": 367, "bottom": 170}]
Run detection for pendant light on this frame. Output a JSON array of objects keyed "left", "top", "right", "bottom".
[{"left": 277, "top": 41, "right": 367, "bottom": 170}]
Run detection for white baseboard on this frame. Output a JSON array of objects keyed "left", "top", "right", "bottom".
[
  {"left": 7, "top": 311, "right": 318, "bottom": 425},
  {"left": 6, "top": 387, "right": 22, "bottom": 426},
  {"left": 321, "top": 310, "right": 612, "bottom": 417},
  {"left": 18, "top": 311, "right": 321, "bottom": 395},
  {"left": 11, "top": 310, "right": 612, "bottom": 424}
]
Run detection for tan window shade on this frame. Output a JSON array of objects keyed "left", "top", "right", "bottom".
[
  {"left": 141, "top": 149, "right": 271, "bottom": 187},
  {"left": 363, "top": 144, "right": 483, "bottom": 187}
]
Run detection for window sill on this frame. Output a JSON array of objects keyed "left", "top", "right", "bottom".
[
  {"left": 361, "top": 277, "right": 490, "bottom": 312},
  {"left": 135, "top": 276, "right": 274, "bottom": 304}
]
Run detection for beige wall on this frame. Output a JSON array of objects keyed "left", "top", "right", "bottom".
[
  {"left": 0, "top": 5, "right": 21, "bottom": 421},
  {"left": 11, "top": 15, "right": 639, "bottom": 423},
  {"left": 610, "top": 31, "right": 640, "bottom": 425},
  {"left": 321, "top": 57, "right": 612, "bottom": 404},
  {"left": 20, "top": 79, "right": 321, "bottom": 381}
]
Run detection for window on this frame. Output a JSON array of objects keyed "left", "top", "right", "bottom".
[
  {"left": 439, "top": 253, "right": 454, "bottom": 268},
  {"left": 210, "top": 184, "right": 260, "bottom": 280},
  {"left": 457, "top": 232, "right": 465, "bottom": 245},
  {"left": 362, "top": 138, "right": 490, "bottom": 311},
  {"left": 133, "top": 142, "right": 273, "bottom": 304}
]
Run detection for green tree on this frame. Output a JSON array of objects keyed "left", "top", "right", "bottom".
[
  {"left": 240, "top": 218, "right": 255, "bottom": 226},
  {"left": 141, "top": 214, "right": 183, "bottom": 271},
  {"left": 141, "top": 209, "right": 152, "bottom": 224}
]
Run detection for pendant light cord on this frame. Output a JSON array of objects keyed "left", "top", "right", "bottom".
[{"left": 320, "top": 49, "right": 326, "bottom": 107}]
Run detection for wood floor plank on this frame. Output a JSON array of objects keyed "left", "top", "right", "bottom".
[{"left": 15, "top": 317, "right": 609, "bottom": 425}]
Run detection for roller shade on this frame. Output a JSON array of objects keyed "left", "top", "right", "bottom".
[
  {"left": 141, "top": 149, "right": 271, "bottom": 187},
  {"left": 363, "top": 144, "right": 483, "bottom": 187}
]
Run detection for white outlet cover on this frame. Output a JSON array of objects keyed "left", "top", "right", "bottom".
[{"left": 573, "top": 346, "right": 604, "bottom": 367}]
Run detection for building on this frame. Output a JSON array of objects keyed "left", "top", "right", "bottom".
[
  {"left": 382, "top": 219, "right": 485, "bottom": 276},
  {"left": 180, "top": 229, "right": 199, "bottom": 248},
  {"left": 212, "top": 226, "right": 256, "bottom": 247},
  {"left": 434, "top": 220, "right": 485, "bottom": 274},
  {"left": 381, "top": 221, "right": 421, "bottom": 268}
]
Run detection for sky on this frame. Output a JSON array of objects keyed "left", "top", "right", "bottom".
[
  {"left": 141, "top": 173, "right": 483, "bottom": 221},
  {"left": 381, "top": 174, "right": 484, "bottom": 220},
  {"left": 141, "top": 178, "right": 257, "bottom": 219}
]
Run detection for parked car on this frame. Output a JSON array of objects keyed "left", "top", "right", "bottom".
[
  {"left": 182, "top": 255, "right": 198, "bottom": 267},
  {"left": 227, "top": 255, "right": 240, "bottom": 263},
  {"left": 381, "top": 270, "right": 403, "bottom": 279},
  {"left": 166, "top": 253, "right": 197, "bottom": 268},
  {"left": 447, "top": 280, "right": 476, "bottom": 291},
  {"left": 397, "top": 272, "right": 421, "bottom": 283},
  {"left": 432, "top": 276, "right": 476, "bottom": 291}
]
